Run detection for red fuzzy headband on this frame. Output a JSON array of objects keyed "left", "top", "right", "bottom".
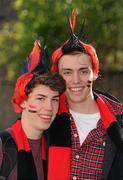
[{"left": 51, "top": 10, "right": 99, "bottom": 77}]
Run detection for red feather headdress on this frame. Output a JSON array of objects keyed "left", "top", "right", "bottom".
[
  {"left": 51, "top": 9, "right": 99, "bottom": 77},
  {"left": 12, "top": 40, "right": 50, "bottom": 113}
]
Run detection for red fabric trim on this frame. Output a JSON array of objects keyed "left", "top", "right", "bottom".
[
  {"left": 58, "top": 94, "right": 69, "bottom": 114},
  {"left": 51, "top": 47, "right": 62, "bottom": 73},
  {"left": 11, "top": 120, "right": 31, "bottom": 151},
  {"left": 51, "top": 42, "right": 99, "bottom": 77},
  {"left": 48, "top": 147, "right": 71, "bottom": 180},
  {"left": 97, "top": 96, "right": 116, "bottom": 129},
  {"left": 82, "top": 42, "right": 99, "bottom": 76}
]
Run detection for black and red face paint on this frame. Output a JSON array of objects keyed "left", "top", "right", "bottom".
[
  {"left": 87, "top": 80, "right": 92, "bottom": 87},
  {"left": 28, "top": 104, "right": 38, "bottom": 113}
]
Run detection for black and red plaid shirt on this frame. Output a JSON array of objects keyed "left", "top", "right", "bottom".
[{"left": 70, "top": 97, "right": 123, "bottom": 180}]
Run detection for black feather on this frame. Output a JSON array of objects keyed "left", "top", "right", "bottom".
[{"left": 32, "top": 44, "right": 50, "bottom": 74}]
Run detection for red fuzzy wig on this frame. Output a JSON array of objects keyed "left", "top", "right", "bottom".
[{"left": 51, "top": 41, "right": 99, "bottom": 77}]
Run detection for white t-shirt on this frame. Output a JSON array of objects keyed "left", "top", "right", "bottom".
[{"left": 70, "top": 109, "right": 101, "bottom": 145}]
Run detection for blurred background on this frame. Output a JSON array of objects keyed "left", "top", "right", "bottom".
[{"left": 0, "top": 0, "right": 123, "bottom": 129}]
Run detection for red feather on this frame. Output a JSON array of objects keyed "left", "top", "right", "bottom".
[
  {"left": 70, "top": 9, "right": 77, "bottom": 33},
  {"left": 27, "top": 40, "right": 41, "bottom": 72}
]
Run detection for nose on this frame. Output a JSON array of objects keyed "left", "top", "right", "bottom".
[
  {"left": 72, "top": 72, "right": 81, "bottom": 83},
  {"left": 45, "top": 99, "right": 53, "bottom": 111}
]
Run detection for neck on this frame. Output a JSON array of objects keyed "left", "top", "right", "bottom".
[
  {"left": 21, "top": 114, "right": 43, "bottom": 140},
  {"left": 68, "top": 93, "right": 99, "bottom": 114}
]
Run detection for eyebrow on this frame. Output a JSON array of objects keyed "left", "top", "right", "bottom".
[
  {"left": 61, "top": 67, "right": 89, "bottom": 71},
  {"left": 36, "top": 94, "right": 47, "bottom": 97},
  {"left": 79, "top": 67, "right": 89, "bottom": 70},
  {"left": 52, "top": 95, "right": 59, "bottom": 98},
  {"left": 61, "top": 68, "right": 72, "bottom": 71},
  {"left": 36, "top": 94, "right": 59, "bottom": 98}
]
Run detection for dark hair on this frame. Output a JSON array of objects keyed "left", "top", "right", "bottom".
[{"left": 25, "top": 72, "right": 66, "bottom": 95}]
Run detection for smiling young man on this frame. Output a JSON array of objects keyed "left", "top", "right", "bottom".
[
  {"left": 20, "top": 76, "right": 60, "bottom": 140},
  {"left": 47, "top": 11, "right": 123, "bottom": 180},
  {"left": 0, "top": 40, "right": 66, "bottom": 179},
  {"left": 58, "top": 52, "right": 98, "bottom": 114}
]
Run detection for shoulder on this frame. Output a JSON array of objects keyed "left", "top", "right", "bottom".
[
  {"left": 94, "top": 89, "right": 121, "bottom": 103},
  {"left": 94, "top": 89, "right": 123, "bottom": 115},
  {"left": 0, "top": 130, "right": 11, "bottom": 167},
  {"left": 0, "top": 130, "right": 17, "bottom": 154},
  {"left": 0, "top": 129, "right": 17, "bottom": 163},
  {"left": 0, "top": 130, "right": 17, "bottom": 178}
]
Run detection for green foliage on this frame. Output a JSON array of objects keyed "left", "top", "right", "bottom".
[{"left": 0, "top": 0, "right": 123, "bottom": 80}]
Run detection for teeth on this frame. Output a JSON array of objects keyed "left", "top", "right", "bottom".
[
  {"left": 38, "top": 115, "right": 52, "bottom": 119},
  {"left": 70, "top": 87, "right": 82, "bottom": 92}
]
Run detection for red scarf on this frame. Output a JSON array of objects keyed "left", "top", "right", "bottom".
[
  {"left": 47, "top": 93, "right": 122, "bottom": 180},
  {"left": 58, "top": 93, "right": 117, "bottom": 129},
  {"left": 11, "top": 120, "right": 46, "bottom": 180}
]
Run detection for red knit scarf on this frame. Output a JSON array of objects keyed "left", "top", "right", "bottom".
[
  {"left": 47, "top": 93, "right": 118, "bottom": 180},
  {"left": 58, "top": 93, "right": 117, "bottom": 129},
  {"left": 11, "top": 120, "right": 46, "bottom": 180}
]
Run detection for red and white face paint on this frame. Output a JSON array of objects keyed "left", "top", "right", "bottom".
[
  {"left": 28, "top": 104, "right": 38, "bottom": 113},
  {"left": 20, "top": 84, "right": 59, "bottom": 138}
]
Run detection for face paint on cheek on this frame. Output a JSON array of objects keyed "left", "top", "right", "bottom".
[
  {"left": 28, "top": 104, "right": 38, "bottom": 113},
  {"left": 87, "top": 80, "right": 92, "bottom": 87}
]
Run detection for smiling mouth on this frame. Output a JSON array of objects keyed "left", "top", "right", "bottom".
[
  {"left": 69, "top": 87, "right": 83, "bottom": 92},
  {"left": 38, "top": 114, "right": 52, "bottom": 120}
]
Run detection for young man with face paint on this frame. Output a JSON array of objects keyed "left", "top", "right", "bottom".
[
  {"left": 0, "top": 40, "right": 66, "bottom": 179},
  {"left": 47, "top": 11, "right": 123, "bottom": 180}
]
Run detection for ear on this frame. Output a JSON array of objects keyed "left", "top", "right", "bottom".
[{"left": 20, "top": 100, "right": 27, "bottom": 109}]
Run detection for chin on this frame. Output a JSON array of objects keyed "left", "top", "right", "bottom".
[
  {"left": 42, "top": 124, "right": 51, "bottom": 130},
  {"left": 71, "top": 97, "right": 87, "bottom": 103}
]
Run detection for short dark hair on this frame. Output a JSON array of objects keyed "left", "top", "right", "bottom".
[{"left": 25, "top": 72, "right": 66, "bottom": 95}]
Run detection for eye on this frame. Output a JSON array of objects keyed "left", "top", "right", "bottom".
[
  {"left": 63, "top": 71, "right": 71, "bottom": 75},
  {"left": 80, "top": 69, "right": 89, "bottom": 74},
  {"left": 36, "top": 97, "right": 45, "bottom": 101},
  {"left": 52, "top": 98, "right": 59, "bottom": 103}
]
